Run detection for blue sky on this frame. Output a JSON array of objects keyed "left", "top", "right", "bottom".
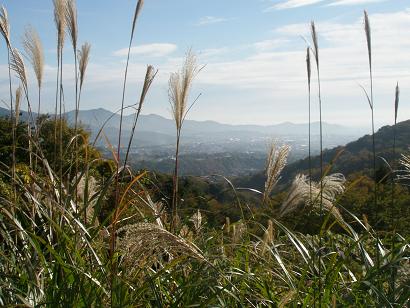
[{"left": 1, "top": 0, "right": 410, "bottom": 127}]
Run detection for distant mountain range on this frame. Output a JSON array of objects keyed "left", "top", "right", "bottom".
[
  {"left": 0, "top": 107, "right": 366, "bottom": 149},
  {"left": 1, "top": 107, "right": 407, "bottom": 178},
  {"left": 0, "top": 107, "right": 368, "bottom": 172}
]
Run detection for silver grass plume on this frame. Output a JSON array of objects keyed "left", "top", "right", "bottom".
[
  {"left": 0, "top": 6, "right": 10, "bottom": 47},
  {"left": 10, "top": 48, "right": 28, "bottom": 92},
  {"left": 310, "top": 21, "right": 319, "bottom": 66},
  {"left": 65, "top": 0, "right": 78, "bottom": 51},
  {"left": 263, "top": 143, "right": 290, "bottom": 203},
  {"left": 117, "top": 223, "right": 204, "bottom": 271},
  {"left": 15, "top": 86, "right": 22, "bottom": 124},
  {"left": 131, "top": 0, "right": 144, "bottom": 39},
  {"left": 169, "top": 50, "right": 198, "bottom": 130},
  {"left": 22, "top": 26, "right": 44, "bottom": 89},
  {"left": 399, "top": 154, "right": 410, "bottom": 181},
  {"left": 189, "top": 209, "right": 203, "bottom": 233},
  {"left": 280, "top": 173, "right": 346, "bottom": 223},
  {"left": 394, "top": 83, "right": 399, "bottom": 123},
  {"left": 139, "top": 65, "right": 156, "bottom": 110},
  {"left": 261, "top": 219, "right": 274, "bottom": 254},
  {"left": 53, "top": 0, "right": 67, "bottom": 52},
  {"left": 78, "top": 42, "right": 91, "bottom": 89},
  {"left": 279, "top": 174, "right": 311, "bottom": 217},
  {"left": 364, "top": 11, "right": 372, "bottom": 73}
]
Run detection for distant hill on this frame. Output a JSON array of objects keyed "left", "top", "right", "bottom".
[{"left": 236, "top": 120, "right": 410, "bottom": 189}]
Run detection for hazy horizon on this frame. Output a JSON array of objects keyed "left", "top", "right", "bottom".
[{"left": 1, "top": 0, "right": 409, "bottom": 127}]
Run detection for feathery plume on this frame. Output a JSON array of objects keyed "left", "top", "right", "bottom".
[
  {"left": 280, "top": 173, "right": 345, "bottom": 223},
  {"left": 65, "top": 0, "right": 78, "bottom": 50},
  {"left": 263, "top": 143, "right": 290, "bottom": 203},
  {"left": 117, "top": 223, "right": 204, "bottom": 271},
  {"left": 169, "top": 50, "right": 198, "bottom": 130},
  {"left": 280, "top": 174, "right": 311, "bottom": 217},
  {"left": 189, "top": 209, "right": 203, "bottom": 233},
  {"left": 15, "top": 86, "right": 22, "bottom": 124},
  {"left": 310, "top": 21, "right": 319, "bottom": 66},
  {"left": 138, "top": 65, "right": 156, "bottom": 109},
  {"left": 131, "top": 0, "right": 144, "bottom": 39},
  {"left": 261, "top": 219, "right": 274, "bottom": 254},
  {"left": 78, "top": 42, "right": 91, "bottom": 89},
  {"left": 0, "top": 6, "right": 10, "bottom": 47},
  {"left": 10, "top": 48, "right": 27, "bottom": 91},
  {"left": 394, "top": 83, "right": 399, "bottom": 123},
  {"left": 22, "top": 26, "right": 44, "bottom": 89},
  {"left": 53, "top": 0, "right": 67, "bottom": 51},
  {"left": 364, "top": 10, "right": 372, "bottom": 72}
]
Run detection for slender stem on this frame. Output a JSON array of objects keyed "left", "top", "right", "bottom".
[
  {"left": 73, "top": 49, "right": 79, "bottom": 206},
  {"left": 369, "top": 58, "right": 380, "bottom": 278},
  {"left": 308, "top": 81, "right": 312, "bottom": 202},
  {"left": 54, "top": 49, "right": 60, "bottom": 174},
  {"left": 7, "top": 49, "right": 16, "bottom": 204},
  {"left": 390, "top": 117, "right": 397, "bottom": 300},
  {"left": 112, "top": 34, "right": 134, "bottom": 250},
  {"left": 316, "top": 63, "right": 323, "bottom": 308},
  {"left": 171, "top": 131, "right": 181, "bottom": 232},
  {"left": 59, "top": 50, "right": 64, "bottom": 205}
]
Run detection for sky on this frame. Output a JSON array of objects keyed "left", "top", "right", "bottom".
[{"left": 0, "top": 0, "right": 410, "bottom": 128}]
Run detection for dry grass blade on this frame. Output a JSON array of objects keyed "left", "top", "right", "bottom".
[
  {"left": 22, "top": 26, "right": 44, "bottom": 89},
  {"left": 169, "top": 50, "right": 198, "bottom": 130},
  {"left": 15, "top": 86, "right": 22, "bottom": 124},
  {"left": 10, "top": 48, "right": 28, "bottom": 91},
  {"left": 65, "top": 0, "right": 78, "bottom": 50},
  {"left": 117, "top": 223, "right": 204, "bottom": 272},
  {"left": 364, "top": 10, "right": 372, "bottom": 71},
  {"left": 78, "top": 42, "right": 91, "bottom": 89},
  {"left": 394, "top": 83, "right": 399, "bottom": 123},
  {"left": 53, "top": 0, "right": 67, "bottom": 51},
  {"left": 0, "top": 5, "right": 10, "bottom": 47},
  {"left": 263, "top": 143, "right": 290, "bottom": 203}
]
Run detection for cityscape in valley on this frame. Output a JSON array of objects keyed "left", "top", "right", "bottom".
[{"left": 0, "top": 0, "right": 409, "bottom": 306}]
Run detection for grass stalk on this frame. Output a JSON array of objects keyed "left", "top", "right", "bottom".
[
  {"left": 364, "top": 10, "right": 380, "bottom": 283},
  {"left": 306, "top": 47, "right": 312, "bottom": 202},
  {"left": 310, "top": 21, "right": 323, "bottom": 306},
  {"left": 168, "top": 50, "right": 200, "bottom": 232},
  {"left": 389, "top": 82, "right": 399, "bottom": 301},
  {"left": 112, "top": 0, "right": 144, "bottom": 258}
]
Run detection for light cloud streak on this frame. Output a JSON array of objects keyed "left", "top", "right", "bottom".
[
  {"left": 196, "top": 16, "right": 228, "bottom": 26},
  {"left": 114, "top": 43, "right": 177, "bottom": 57}
]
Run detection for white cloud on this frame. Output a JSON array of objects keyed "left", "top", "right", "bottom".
[
  {"left": 328, "top": 0, "right": 385, "bottom": 6},
  {"left": 253, "top": 39, "right": 290, "bottom": 51},
  {"left": 114, "top": 43, "right": 177, "bottom": 57},
  {"left": 196, "top": 16, "right": 228, "bottom": 26},
  {"left": 265, "top": 0, "right": 326, "bottom": 11},
  {"left": 199, "top": 47, "right": 230, "bottom": 58}
]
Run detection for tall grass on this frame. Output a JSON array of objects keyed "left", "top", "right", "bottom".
[
  {"left": 169, "top": 50, "right": 200, "bottom": 231},
  {"left": 310, "top": 20, "right": 324, "bottom": 305}
]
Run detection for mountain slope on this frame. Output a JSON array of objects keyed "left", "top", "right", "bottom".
[{"left": 236, "top": 119, "right": 410, "bottom": 189}]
